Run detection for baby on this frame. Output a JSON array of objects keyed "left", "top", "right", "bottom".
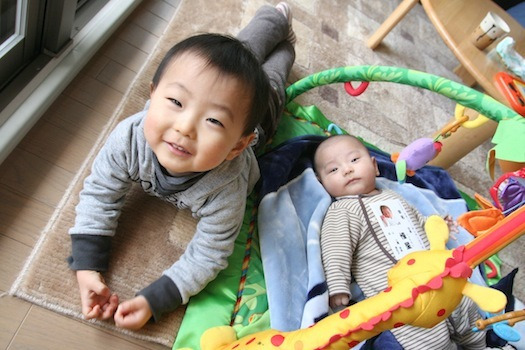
[{"left": 314, "top": 134, "right": 487, "bottom": 349}]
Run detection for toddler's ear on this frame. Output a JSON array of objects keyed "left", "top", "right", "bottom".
[
  {"left": 226, "top": 133, "right": 255, "bottom": 160},
  {"left": 149, "top": 82, "right": 156, "bottom": 95}
]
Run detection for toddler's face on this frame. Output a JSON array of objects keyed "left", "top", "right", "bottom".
[
  {"left": 315, "top": 136, "right": 379, "bottom": 197},
  {"left": 144, "top": 52, "right": 254, "bottom": 174}
]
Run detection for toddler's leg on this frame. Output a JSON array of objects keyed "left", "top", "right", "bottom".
[
  {"left": 261, "top": 40, "right": 295, "bottom": 139},
  {"left": 237, "top": 4, "right": 291, "bottom": 63}
]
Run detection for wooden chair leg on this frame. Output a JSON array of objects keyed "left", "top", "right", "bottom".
[
  {"left": 453, "top": 64, "right": 477, "bottom": 87},
  {"left": 367, "top": 0, "right": 419, "bottom": 49}
]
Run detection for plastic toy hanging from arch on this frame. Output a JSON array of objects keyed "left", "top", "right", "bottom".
[{"left": 389, "top": 104, "right": 491, "bottom": 183}]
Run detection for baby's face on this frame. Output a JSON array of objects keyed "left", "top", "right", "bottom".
[
  {"left": 315, "top": 136, "right": 379, "bottom": 197},
  {"left": 144, "top": 52, "right": 254, "bottom": 174}
]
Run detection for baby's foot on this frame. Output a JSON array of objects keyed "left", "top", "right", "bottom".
[{"left": 275, "top": 2, "right": 296, "bottom": 45}]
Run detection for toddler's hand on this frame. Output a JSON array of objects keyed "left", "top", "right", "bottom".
[
  {"left": 76, "top": 270, "right": 118, "bottom": 320},
  {"left": 114, "top": 295, "right": 152, "bottom": 330},
  {"left": 329, "top": 293, "right": 350, "bottom": 309}
]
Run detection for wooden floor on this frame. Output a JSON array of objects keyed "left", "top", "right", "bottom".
[{"left": 0, "top": 1, "right": 178, "bottom": 349}]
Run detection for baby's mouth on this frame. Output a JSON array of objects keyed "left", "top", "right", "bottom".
[{"left": 346, "top": 178, "right": 358, "bottom": 185}]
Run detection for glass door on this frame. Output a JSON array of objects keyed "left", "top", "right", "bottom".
[
  {"left": 0, "top": 0, "right": 109, "bottom": 117},
  {"left": 0, "top": 0, "right": 17, "bottom": 47},
  {"left": 0, "top": 0, "right": 43, "bottom": 92}
]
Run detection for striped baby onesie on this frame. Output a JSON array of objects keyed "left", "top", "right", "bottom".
[{"left": 320, "top": 189, "right": 485, "bottom": 349}]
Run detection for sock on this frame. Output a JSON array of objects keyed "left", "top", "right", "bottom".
[{"left": 275, "top": 2, "right": 296, "bottom": 45}]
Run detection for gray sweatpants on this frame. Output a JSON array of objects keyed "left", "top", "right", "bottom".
[{"left": 237, "top": 5, "right": 296, "bottom": 144}]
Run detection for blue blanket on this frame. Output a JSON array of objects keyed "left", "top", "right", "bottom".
[
  {"left": 257, "top": 135, "right": 485, "bottom": 332},
  {"left": 259, "top": 167, "right": 331, "bottom": 331}
]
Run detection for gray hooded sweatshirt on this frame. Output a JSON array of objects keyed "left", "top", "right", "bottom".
[{"left": 68, "top": 104, "right": 259, "bottom": 321}]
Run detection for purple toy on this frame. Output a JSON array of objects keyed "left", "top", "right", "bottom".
[{"left": 391, "top": 137, "right": 442, "bottom": 183}]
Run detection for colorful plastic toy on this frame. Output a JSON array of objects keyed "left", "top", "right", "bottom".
[
  {"left": 473, "top": 309, "right": 525, "bottom": 342},
  {"left": 490, "top": 167, "right": 525, "bottom": 215},
  {"left": 391, "top": 138, "right": 442, "bottom": 183},
  {"left": 390, "top": 103, "right": 491, "bottom": 184},
  {"left": 494, "top": 71, "right": 525, "bottom": 117}
]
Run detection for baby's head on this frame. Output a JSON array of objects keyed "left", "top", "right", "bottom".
[
  {"left": 145, "top": 34, "right": 270, "bottom": 174},
  {"left": 314, "top": 135, "right": 380, "bottom": 197}
]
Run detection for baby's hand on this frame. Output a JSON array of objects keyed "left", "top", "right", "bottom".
[
  {"left": 329, "top": 293, "right": 350, "bottom": 309},
  {"left": 114, "top": 295, "right": 152, "bottom": 330},
  {"left": 444, "top": 215, "right": 459, "bottom": 241},
  {"left": 76, "top": 270, "right": 118, "bottom": 320}
]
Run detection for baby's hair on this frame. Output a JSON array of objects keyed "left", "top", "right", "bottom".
[
  {"left": 313, "top": 134, "right": 367, "bottom": 173},
  {"left": 151, "top": 33, "right": 270, "bottom": 136}
]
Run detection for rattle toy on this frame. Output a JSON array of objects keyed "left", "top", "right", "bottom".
[
  {"left": 391, "top": 138, "right": 442, "bottom": 184},
  {"left": 473, "top": 309, "right": 525, "bottom": 343},
  {"left": 391, "top": 104, "right": 490, "bottom": 183}
]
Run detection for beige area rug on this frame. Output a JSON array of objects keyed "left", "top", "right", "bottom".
[{"left": 10, "top": 0, "right": 524, "bottom": 346}]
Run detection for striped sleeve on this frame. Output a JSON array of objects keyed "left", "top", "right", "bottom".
[{"left": 320, "top": 200, "right": 364, "bottom": 298}]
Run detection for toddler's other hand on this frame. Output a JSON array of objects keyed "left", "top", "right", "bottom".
[
  {"left": 114, "top": 295, "right": 152, "bottom": 330},
  {"left": 76, "top": 270, "right": 118, "bottom": 320},
  {"left": 329, "top": 293, "right": 350, "bottom": 309}
]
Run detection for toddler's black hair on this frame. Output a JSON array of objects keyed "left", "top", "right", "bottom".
[{"left": 151, "top": 33, "right": 270, "bottom": 136}]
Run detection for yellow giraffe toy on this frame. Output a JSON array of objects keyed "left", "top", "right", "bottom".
[{"left": 197, "top": 206, "right": 525, "bottom": 350}]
